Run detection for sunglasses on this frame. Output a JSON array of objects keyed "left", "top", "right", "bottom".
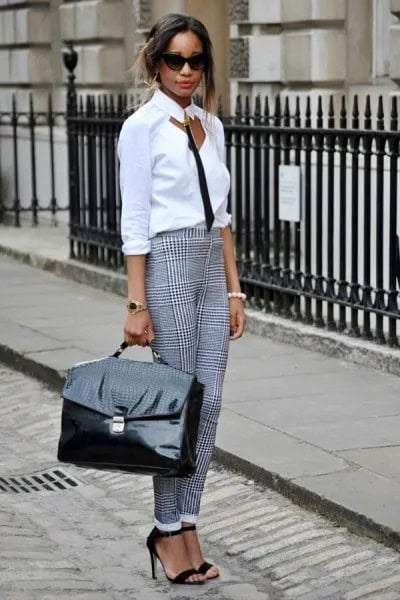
[{"left": 161, "top": 53, "right": 208, "bottom": 71}]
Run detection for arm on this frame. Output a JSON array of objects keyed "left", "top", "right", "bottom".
[
  {"left": 123, "top": 255, "right": 155, "bottom": 347},
  {"left": 220, "top": 226, "right": 245, "bottom": 340},
  {"left": 118, "top": 117, "right": 154, "bottom": 346},
  {"left": 215, "top": 117, "right": 245, "bottom": 340}
]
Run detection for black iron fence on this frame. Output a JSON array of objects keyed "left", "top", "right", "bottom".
[
  {"left": 64, "top": 43, "right": 129, "bottom": 269},
  {"left": 223, "top": 94, "right": 400, "bottom": 346},
  {"left": 0, "top": 95, "right": 66, "bottom": 226}
]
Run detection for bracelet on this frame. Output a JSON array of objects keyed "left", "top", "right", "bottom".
[{"left": 227, "top": 292, "right": 246, "bottom": 301}]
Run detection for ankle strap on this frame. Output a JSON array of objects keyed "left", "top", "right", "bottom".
[
  {"left": 156, "top": 527, "right": 183, "bottom": 538},
  {"left": 181, "top": 524, "right": 196, "bottom": 532}
]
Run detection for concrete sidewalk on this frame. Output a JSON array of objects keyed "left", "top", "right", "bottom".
[{"left": 1, "top": 223, "right": 400, "bottom": 553}]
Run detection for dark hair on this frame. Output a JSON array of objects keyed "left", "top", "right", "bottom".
[{"left": 134, "top": 13, "right": 216, "bottom": 113}]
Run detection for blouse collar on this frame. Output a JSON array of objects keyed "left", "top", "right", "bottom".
[{"left": 152, "top": 88, "right": 197, "bottom": 122}]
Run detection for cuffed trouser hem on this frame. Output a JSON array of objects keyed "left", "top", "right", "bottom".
[
  {"left": 154, "top": 518, "right": 181, "bottom": 532},
  {"left": 180, "top": 514, "right": 199, "bottom": 524}
]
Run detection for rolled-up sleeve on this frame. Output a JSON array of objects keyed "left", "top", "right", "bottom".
[{"left": 118, "top": 117, "right": 152, "bottom": 255}]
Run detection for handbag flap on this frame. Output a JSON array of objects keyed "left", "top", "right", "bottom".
[{"left": 62, "top": 357, "right": 196, "bottom": 419}]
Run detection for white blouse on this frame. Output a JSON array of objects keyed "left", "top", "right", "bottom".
[{"left": 117, "top": 88, "right": 231, "bottom": 255}]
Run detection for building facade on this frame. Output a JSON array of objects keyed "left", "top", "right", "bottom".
[{"left": 0, "top": 0, "right": 400, "bottom": 112}]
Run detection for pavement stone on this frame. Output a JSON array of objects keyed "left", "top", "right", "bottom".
[
  {"left": 2, "top": 365, "right": 400, "bottom": 598},
  {"left": 1, "top": 250, "right": 400, "bottom": 551}
]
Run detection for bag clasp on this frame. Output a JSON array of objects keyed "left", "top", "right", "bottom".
[{"left": 112, "top": 416, "right": 125, "bottom": 434}]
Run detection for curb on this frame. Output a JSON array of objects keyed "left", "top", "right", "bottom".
[
  {"left": 1, "top": 337, "right": 399, "bottom": 554},
  {"left": 214, "top": 447, "right": 400, "bottom": 552},
  {"left": 213, "top": 447, "right": 400, "bottom": 554},
  {"left": 2, "top": 242, "right": 400, "bottom": 378},
  {"left": 0, "top": 343, "right": 65, "bottom": 392}
]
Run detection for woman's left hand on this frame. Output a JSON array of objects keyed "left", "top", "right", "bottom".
[{"left": 229, "top": 298, "right": 246, "bottom": 340}]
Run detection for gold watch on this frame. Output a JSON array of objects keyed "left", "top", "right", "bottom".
[{"left": 126, "top": 300, "right": 147, "bottom": 315}]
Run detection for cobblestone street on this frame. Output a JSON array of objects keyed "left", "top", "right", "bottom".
[{"left": 2, "top": 364, "right": 400, "bottom": 599}]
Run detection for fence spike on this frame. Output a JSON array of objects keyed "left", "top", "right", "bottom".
[
  {"left": 391, "top": 96, "right": 398, "bottom": 131},
  {"left": 328, "top": 95, "right": 334, "bottom": 128},
  {"left": 274, "top": 95, "right": 281, "bottom": 117},
  {"left": 317, "top": 95, "right": 323, "bottom": 127},
  {"left": 364, "top": 95, "right": 371, "bottom": 129},
  {"left": 283, "top": 96, "right": 290, "bottom": 127},
  {"left": 255, "top": 94, "right": 261, "bottom": 118},
  {"left": 352, "top": 95, "right": 359, "bottom": 128},
  {"left": 244, "top": 95, "right": 250, "bottom": 121},
  {"left": 283, "top": 96, "right": 290, "bottom": 117},
  {"left": 294, "top": 96, "right": 300, "bottom": 127},
  {"left": 305, "top": 96, "right": 311, "bottom": 127},
  {"left": 340, "top": 95, "right": 346, "bottom": 128},
  {"left": 328, "top": 95, "right": 334, "bottom": 116},
  {"left": 365, "top": 95, "right": 371, "bottom": 118},
  {"left": 235, "top": 95, "right": 242, "bottom": 117},
  {"left": 295, "top": 96, "right": 300, "bottom": 117},
  {"left": 263, "top": 95, "right": 270, "bottom": 120},
  {"left": 352, "top": 94, "right": 359, "bottom": 116},
  {"left": 377, "top": 95, "right": 384, "bottom": 129}
]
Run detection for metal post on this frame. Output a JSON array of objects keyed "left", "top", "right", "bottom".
[{"left": 62, "top": 41, "right": 78, "bottom": 258}]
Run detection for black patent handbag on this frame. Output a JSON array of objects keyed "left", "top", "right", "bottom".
[{"left": 57, "top": 342, "right": 204, "bottom": 476}]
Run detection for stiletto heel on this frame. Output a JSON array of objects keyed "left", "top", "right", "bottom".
[
  {"left": 181, "top": 524, "right": 219, "bottom": 580},
  {"left": 146, "top": 526, "right": 204, "bottom": 585},
  {"left": 148, "top": 547, "right": 157, "bottom": 579}
]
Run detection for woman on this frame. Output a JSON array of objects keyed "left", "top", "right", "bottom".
[{"left": 118, "top": 12, "right": 245, "bottom": 585}]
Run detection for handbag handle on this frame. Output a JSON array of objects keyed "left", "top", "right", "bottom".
[
  {"left": 112, "top": 341, "right": 128, "bottom": 358},
  {"left": 111, "top": 341, "right": 164, "bottom": 364}
]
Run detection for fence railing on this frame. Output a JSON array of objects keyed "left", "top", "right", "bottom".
[
  {"left": 0, "top": 95, "right": 67, "bottom": 226},
  {"left": 223, "top": 94, "right": 400, "bottom": 346}
]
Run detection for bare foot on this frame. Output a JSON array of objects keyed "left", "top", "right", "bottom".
[
  {"left": 153, "top": 533, "right": 206, "bottom": 583},
  {"left": 182, "top": 523, "right": 219, "bottom": 579}
]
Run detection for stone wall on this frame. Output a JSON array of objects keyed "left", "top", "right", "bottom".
[
  {"left": 1, "top": 0, "right": 400, "bottom": 113},
  {"left": 0, "top": 0, "right": 54, "bottom": 110},
  {"left": 0, "top": 0, "right": 140, "bottom": 110},
  {"left": 228, "top": 0, "right": 398, "bottom": 114}
]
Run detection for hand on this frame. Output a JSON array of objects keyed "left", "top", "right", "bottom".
[
  {"left": 229, "top": 298, "right": 245, "bottom": 341},
  {"left": 124, "top": 310, "right": 155, "bottom": 347}
]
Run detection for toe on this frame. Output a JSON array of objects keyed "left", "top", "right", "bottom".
[
  {"left": 188, "top": 573, "right": 205, "bottom": 583},
  {"left": 206, "top": 565, "right": 219, "bottom": 579}
]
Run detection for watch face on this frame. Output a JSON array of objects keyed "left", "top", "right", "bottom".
[{"left": 129, "top": 302, "right": 138, "bottom": 310}]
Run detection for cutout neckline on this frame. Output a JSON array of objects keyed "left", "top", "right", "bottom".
[{"left": 169, "top": 116, "right": 207, "bottom": 153}]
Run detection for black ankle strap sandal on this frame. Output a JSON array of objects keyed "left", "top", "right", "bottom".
[
  {"left": 181, "top": 524, "right": 219, "bottom": 579},
  {"left": 146, "top": 526, "right": 204, "bottom": 585}
]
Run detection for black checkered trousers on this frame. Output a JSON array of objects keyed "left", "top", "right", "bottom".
[{"left": 145, "top": 227, "right": 230, "bottom": 531}]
